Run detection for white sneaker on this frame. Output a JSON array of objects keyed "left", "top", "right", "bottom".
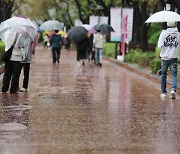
[
  {"left": 160, "top": 93, "right": 167, "bottom": 97},
  {"left": 20, "top": 88, "right": 28, "bottom": 92},
  {"left": 170, "top": 90, "right": 176, "bottom": 99},
  {"left": 77, "top": 62, "right": 80, "bottom": 67}
]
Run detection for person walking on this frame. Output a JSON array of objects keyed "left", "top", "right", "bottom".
[
  {"left": 19, "top": 30, "right": 36, "bottom": 92},
  {"left": 87, "top": 33, "right": 94, "bottom": 62},
  {"left": 2, "top": 32, "right": 22, "bottom": 93},
  {"left": 43, "top": 33, "right": 49, "bottom": 50},
  {"left": 76, "top": 37, "right": 89, "bottom": 67},
  {"left": 158, "top": 21, "right": 180, "bottom": 99},
  {"left": 50, "top": 30, "right": 63, "bottom": 63},
  {"left": 93, "top": 30, "right": 106, "bottom": 66}
]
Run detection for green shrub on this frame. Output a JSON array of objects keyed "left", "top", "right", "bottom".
[
  {"left": 155, "top": 47, "right": 161, "bottom": 58},
  {"left": 103, "top": 42, "right": 116, "bottom": 58},
  {"left": 148, "top": 23, "right": 162, "bottom": 44},
  {"left": 138, "top": 52, "right": 155, "bottom": 67},
  {"left": 125, "top": 49, "right": 155, "bottom": 67},
  {"left": 150, "top": 58, "right": 161, "bottom": 74},
  {"left": 0, "top": 41, "right": 5, "bottom": 64},
  {"left": 0, "top": 41, "right": 5, "bottom": 53},
  {"left": 125, "top": 49, "right": 141, "bottom": 63}
]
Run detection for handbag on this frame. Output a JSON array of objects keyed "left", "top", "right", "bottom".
[{"left": 1, "top": 32, "right": 19, "bottom": 61}]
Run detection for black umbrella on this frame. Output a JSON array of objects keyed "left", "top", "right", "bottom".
[
  {"left": 93, "top": 24, "right": 115, "bottom": 33},
  {"left": 67, "top": 26, "right": 88, "bottom": 42}
]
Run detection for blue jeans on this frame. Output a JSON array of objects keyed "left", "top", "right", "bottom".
[
  {"left": 95, "top": 48, "right": 103, "bottom": 64},
  {"left": 161, "top": 59, "right": 178, "bottom": 93}
]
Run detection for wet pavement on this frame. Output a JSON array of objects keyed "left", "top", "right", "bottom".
[{"left": 0, "top": 46, "right": 180, "bottom": 154}]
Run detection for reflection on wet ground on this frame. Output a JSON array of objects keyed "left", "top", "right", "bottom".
[{"left": 0, "top": 46, "right": 180, "bottom": 154}]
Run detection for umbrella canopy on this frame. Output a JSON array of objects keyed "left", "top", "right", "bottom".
[
  {"left": 0, "top": 16, "right": 37, "bottom": 47},
  {"left": 145, "top": 10, "right": 180, "bottom": 23},
  {"left": 67, "top": 26, "right": 88, "bottom": 42},
  {"left": 81, "top": 24, "right": 93, "bottom": 31},
  {"left": 40, "top": 20, "right": 63, "bottom": 31},
  {"left": 93, "top": 24, "right": 114, "bottom": 33}
]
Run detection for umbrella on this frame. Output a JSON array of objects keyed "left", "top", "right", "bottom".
[
  {"left": 145, "top": 10, "right": 180, "bottom": 23},
  {"left": 40, "top": 20, "right": 63, "bottom": 31},
  {"left": 81, "top": 24, "right": 93, "bottom": 30},
  {"left": 93, "top": 24, "right": 114, "bottom": 33},
  {"left": 67, "top": 26, "right": 88, "bottom": 42},
  {"left": 0, "top": 16, "right": 37, "bottom": 47}
]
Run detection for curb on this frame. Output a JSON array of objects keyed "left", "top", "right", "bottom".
[{"left": 103, "top": 56, "right": 180, "bottom": 94}]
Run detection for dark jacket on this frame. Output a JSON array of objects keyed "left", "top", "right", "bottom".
[{"left": 50, "top": 34, "right": 63, "bottom": 48}]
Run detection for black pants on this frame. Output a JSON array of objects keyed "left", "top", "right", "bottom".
[
  {"left": 52, "top": 47, "right": 60, "bottom": 63},
  {"left": 20, "top": 63, "right": 30, "bottom": 89},
  {"left": 2, "top": 61, "right": 21, "bottom": 93}
]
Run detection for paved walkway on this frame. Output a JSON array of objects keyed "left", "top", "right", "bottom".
[{"left": 0, "top": 46, "right": 179, "bottom": 154}]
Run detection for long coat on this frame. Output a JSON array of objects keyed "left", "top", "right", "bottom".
[{"left": 76, "top": 37, "right": 89, "bottom": 61}]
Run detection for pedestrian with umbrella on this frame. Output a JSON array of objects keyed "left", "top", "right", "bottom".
[
  {"left": 50, "top": 30, "right": 63, "bottom": 63},
  {"left": 158, "top": 21, "right": 180, "bottom": 99},
  {"left": 0, "top": 16, "right": 37, "bottom": 93},
  {"left": 67, "top": 26, "right": 90, "bottom": 66},
  {"left": 93, "top": 30, "right": 106, "bottom": 66},
  {"left": 145, "top": 10, "right": 180, "bottom": 99},
  {"left": 40, "top": 20, "right": 63, "bottom": 63}
]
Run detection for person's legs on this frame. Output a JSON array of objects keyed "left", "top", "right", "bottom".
[
  {"left": 56, "top": 47, "right": 61, "bottom": 63},
  {"left": 99, "top": 48, "right": 103, "bottom": 66},
  {"left": 10, "top": 61, "right": 21, "bottom": 93},
  {"left": 170, "top": 59, "right": 177, "bottom": 91},
  {"left": 95, "top": 48, "right": 99, "bottom": 64},
  {"left": 161, "top": 60, "right": 169, "bottom": 94},
  {"left": 22, "top": 63, "right": 30, "bottom": 89},
  {"left": 2, "top": 61, "right": 12, "bottom": 92},
  {"left": 52, "top": 48, "right": 56, "bottom": 63}
]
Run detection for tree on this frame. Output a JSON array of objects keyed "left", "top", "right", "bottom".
[
  {"left": 0, "top": 0, "right": 24, "bottom": 23},
  {"left": 13, "top": 0, "right": 179, "bottom": 52},
  {"left": 0, "top": 0, "right": 14, "bottom": 22}
]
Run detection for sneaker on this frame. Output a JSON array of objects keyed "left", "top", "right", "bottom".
[
  {"left": 160, "top": 93, "right": 167, "bottom": 98},
  {"left": 170, "top": 90, "right": 176, "bottom": 99},
  {"left": 77, "top": 62, "right": 80, "bottom": 67},
  {"left": 20, "top": 88, "right": 28, "bottom": 92}
]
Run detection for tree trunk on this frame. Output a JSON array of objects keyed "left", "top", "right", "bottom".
[
  {"left": 0, "top": 0, "right": 14, "bottom": 23},
  {"left": 66, "top": 2, "right": 74, "bottom": 26},
  {"left": 141, "top": 2, "right": 148, "bottom": 52},
  {"left": 131, "top": 1, "right": 142, "bottom": 44}
]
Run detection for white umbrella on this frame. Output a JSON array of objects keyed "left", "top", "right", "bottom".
[
  {"left": 40, "top": 20, "right": 64, "bottom": 31},
  {"left": 145, "top": 10, "right": 180, "bottom": 23},
  {"left": 0, "top": 16, "right": 37, "bottom": 47}
]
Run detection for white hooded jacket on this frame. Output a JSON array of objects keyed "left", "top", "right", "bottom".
[{"left": 158, "top": 27, "right": 180, "bottom": 60}]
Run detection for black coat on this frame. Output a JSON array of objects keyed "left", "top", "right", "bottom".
[{"left": 76, "top": 37, "right": 89, "bottom": 61}]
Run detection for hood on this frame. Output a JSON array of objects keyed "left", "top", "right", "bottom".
[{"left": 166, "top": 27, "right": 179, "bottom": 34}]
